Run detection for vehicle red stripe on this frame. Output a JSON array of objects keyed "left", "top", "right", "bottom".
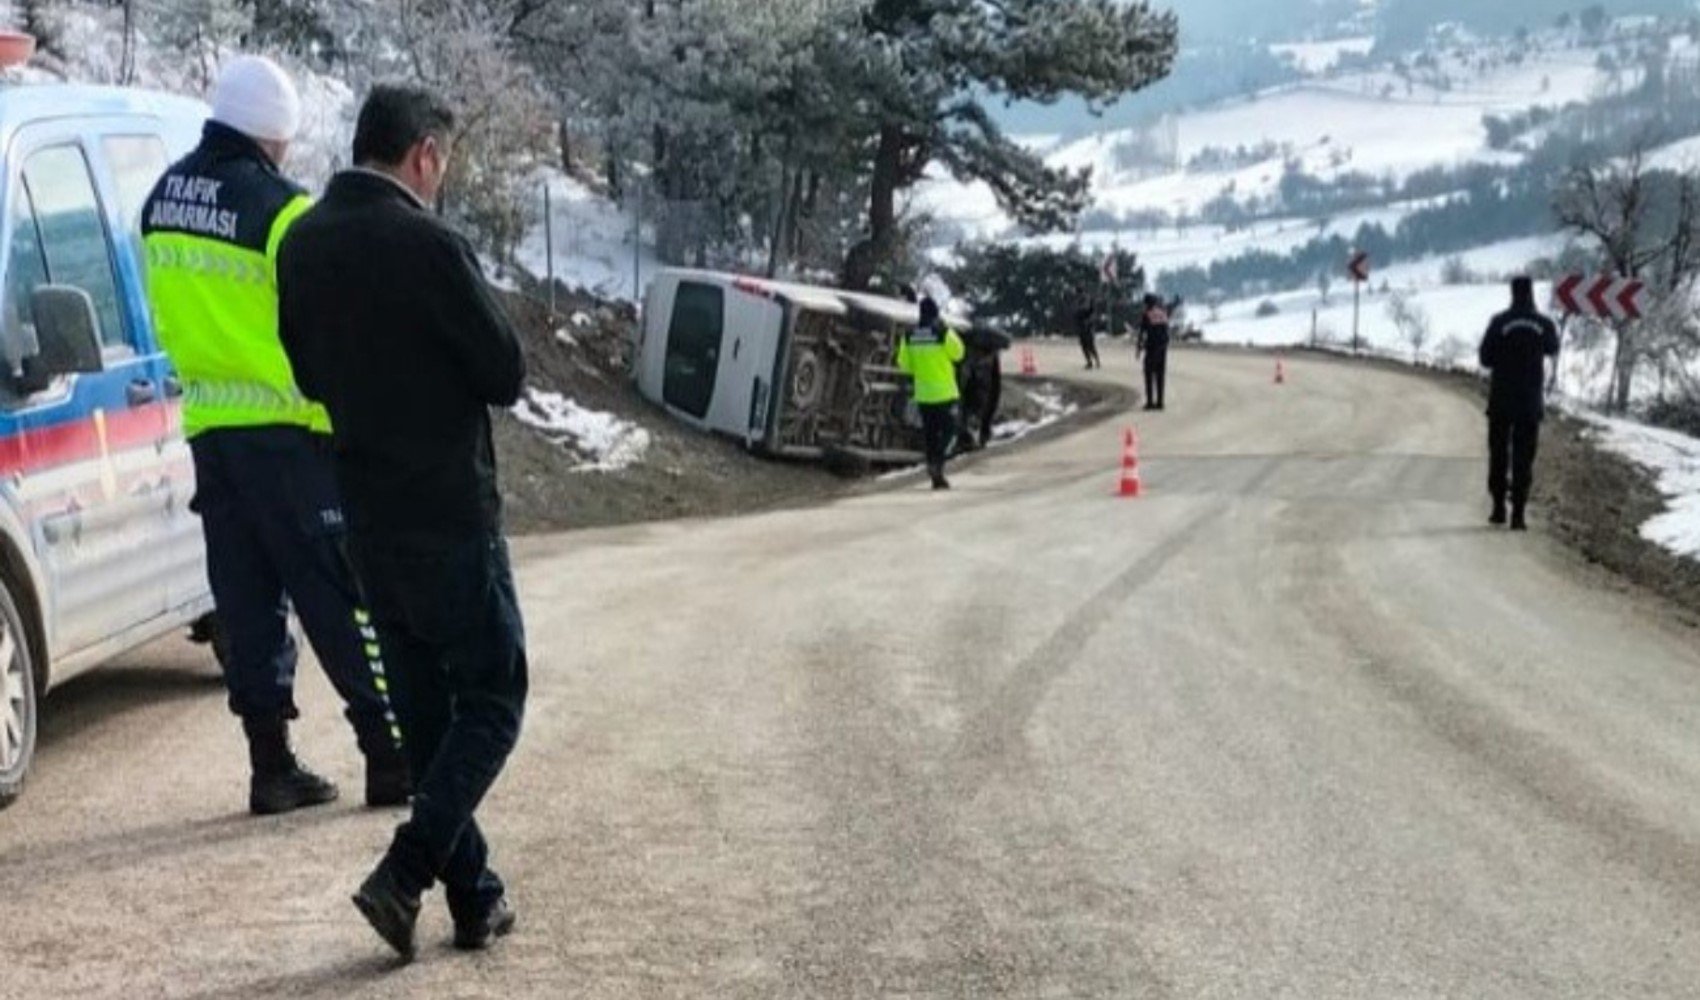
[{"left": 0, "top": 402, "right": 177, "bottom": 479}]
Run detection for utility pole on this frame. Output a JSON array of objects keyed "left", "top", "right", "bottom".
[{"left": 1352, "top": 278, "right": 1361, "bottom": 353}]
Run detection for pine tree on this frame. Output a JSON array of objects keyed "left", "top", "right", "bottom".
[{"left": 839, "top": 0, "right": 1177, "bottom": 287}]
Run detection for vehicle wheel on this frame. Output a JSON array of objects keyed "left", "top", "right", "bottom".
[
  {"left": 790, "top": 349, "right": 824, "bottom": 412},
  {"left": 0, "top": 581, "right": 38, "bottom": 810}
]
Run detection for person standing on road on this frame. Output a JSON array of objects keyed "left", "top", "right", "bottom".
[
  {"left": 1075, "top": 295, "right": 1101, "bottom": 370},
  {"left": 277, "top": 84, "right": 528, "bottom": 959},
  {"left": 957, "top": 327, "right": 1003, "bottom": 451},
  {"left": 141, "top": 55, "right": 408, "bottom": 817},
  {"left": 1479, "top": 276, "right": 1560, "bottom": 531},
  {"left": 898, "top": 296, "right": 966, "bottom": 490},
  {"left": 1138, "top": 293, "right": 1172, "bottom": 411}
]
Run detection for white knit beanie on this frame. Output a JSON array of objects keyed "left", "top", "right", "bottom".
[{"left": 210, "top": 55, "right": 301, "bottom": 143}]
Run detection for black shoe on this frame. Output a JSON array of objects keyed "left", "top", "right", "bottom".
[
  {"left": 1510, "top": 509, "right": 1528, "bottom": 532},
  {"left": 250, "top": 764, "right": 339, "bottom": 816},
  {"left": 932, "top": 476, "right": 951, "bottom": 491},
  {"left": 1489, "top": 500, "right": 1507, "bottom": 526},
  {"left": 353, "top": 862, "right": 421, "bottom": 961},
  {"left": 244, "top": 716, "right": 338, "bottom": 816},
  {"left": 453, "top": 896, "right": 517, "bottom": 951},
  {"left": 365, "top": 750, "right": 412, "bottom": 809}
]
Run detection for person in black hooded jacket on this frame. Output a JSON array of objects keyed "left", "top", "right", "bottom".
[{"left": 1478, "top": 276, "right": 1560, "bottom": 531}]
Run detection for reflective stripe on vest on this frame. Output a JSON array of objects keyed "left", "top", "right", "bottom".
[
  {"left": 182, "top": 379, "right": 322, "bottom": 423},
  {"left": 144, "top": 200, "right": 328, "bottom": 437}
]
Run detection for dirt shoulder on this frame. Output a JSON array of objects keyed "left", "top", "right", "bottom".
[{"left": 1538, "top": 413, "right": 1700, "bottom": 624}]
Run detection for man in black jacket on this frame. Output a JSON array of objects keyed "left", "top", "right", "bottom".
[
  {"left": 1479, "top": 276, "right": 1561, "bottom": 531},
  {"left": 1138, "top": 294, "right": 1172, "bottom": 411},
  {"left": 1074, "top": 294, "right": 1101, "bottom": 370},
  {"left": 277, "top": 85, "right": 528, "bottom": 959}
]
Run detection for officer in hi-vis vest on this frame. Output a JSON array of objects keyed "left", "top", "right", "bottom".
[
  {"left": 141, "top": 56, "right": 408, "bottom": 816},
  {"left": 898, "top": 296, "right": 967, "bottom": 490}
]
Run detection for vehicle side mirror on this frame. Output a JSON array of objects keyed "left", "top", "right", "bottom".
[{"left": 19, "top": 285, "right": 103, "bottom": 391}]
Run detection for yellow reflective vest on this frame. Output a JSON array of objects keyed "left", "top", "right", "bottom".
[
  {"left": 141, "top": 122, "right": 327, "bottom": 437},
  {"left": 897, "top": 323, "right": 966, "bottom": 405}
]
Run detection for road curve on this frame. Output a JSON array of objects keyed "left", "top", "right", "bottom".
[{"left": 5, "top": 344, "right": 1700, "bottom": 999}]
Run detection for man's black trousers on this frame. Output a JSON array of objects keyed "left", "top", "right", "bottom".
[
  {"left": 1488, "top": 417, "right": 1541, "bottom": 508},
  {"left": 350, "top": 532, "right": 528, "bottom": 920},
  {"left": 189, "top": 426, "right": 396, "bottom": 755},
  {"left": 1143, "top": 346, "right": 1169, "bottom": 407},
  {"left": 1079, "top": 333, "right": 1100, "bottom": 368},
  {"left": 919, "top": 402, "right": 956, "bottom": 472}
]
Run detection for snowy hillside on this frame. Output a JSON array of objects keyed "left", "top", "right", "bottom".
[
  {"left": 931, "top": 25, "right": 1633, "bottom": 257},
  {"left": 928, "top": 19, "right": 1700, "bottom": 379}
]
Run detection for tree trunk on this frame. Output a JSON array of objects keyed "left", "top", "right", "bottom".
[
  {"left": 1612, "top": 323, "right": 1637, "bottom": 413},
  {"left": 119, "top": 0, "right": 136, "bottom": 84},
  {"left": 844, "top": 125, "right": 904, "bottom": 290},
  {"left": 765, "top": 164, "right": 792, "bottom": 278},
  {"left": 786, "top": 169, "right": 807, "bottom": 262},
  {"left": 869, "top": 125, "right": 901, "bottom": 247}
]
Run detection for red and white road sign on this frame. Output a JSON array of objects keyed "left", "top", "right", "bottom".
[
  {"left": 1347, "top": 251, "right": 1371, "bottom": 283},
  {"left": 1554, "top": 274, "right": 1647, "bottom": 322}
]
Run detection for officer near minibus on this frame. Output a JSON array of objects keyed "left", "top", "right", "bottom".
[
  {"left": 141, "top": 56, "right": 408, "bottom": 815},
  {"left": 898, "top": 296, "right": 966, "bottom": 490}
]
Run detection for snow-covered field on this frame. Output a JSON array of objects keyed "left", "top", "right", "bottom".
[
  {"left": 1271, "top": 37, "right": 1375, "bottom": 74},
  {"left": 930, "top": 33, "right": 1623, "bottom": 232},
  {"left": 1019, "top": 197, "right": 1465, "bottom": 279}
]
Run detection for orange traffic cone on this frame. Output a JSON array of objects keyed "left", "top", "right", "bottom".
[
  {"left": 1117, "top": 427, "right": 1143, "bottom": 498},
  {"left": 1021, "top": 344, "right": 1038, "bottom": 376},
  {"left": 1274, "top": 355, "right": 1287, "bottom": 385}
]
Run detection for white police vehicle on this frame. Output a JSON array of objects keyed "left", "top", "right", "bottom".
[{"left": 0, "top": 71, "right": 223, "bottom": 807}]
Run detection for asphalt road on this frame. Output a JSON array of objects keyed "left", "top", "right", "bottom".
[{"left": 6, "top": 345, "right": 1700, "bottom": 999}]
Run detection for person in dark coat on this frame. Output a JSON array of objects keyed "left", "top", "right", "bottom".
[
  {"left": 1479, "top": 276, "right": 1561, "bottom": 531},
  {"left": 1138, "top": 294, "right": 1172, "bottom": 411},
  {"left": 1075, "top": 295, "right": 1101, "bottom": 369},
  {"left": 957, "top": 327, "right": 1005, "bottom": 451},
  {"left": 277, "top": 85, "right": 528, "bottom": 959}
]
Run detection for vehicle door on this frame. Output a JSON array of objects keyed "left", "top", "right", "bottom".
[
  {"left": 0, "top": 124, "right": 174, "bottom": 659},
  {"left": 92, "top": 128, "right": 206, "bottom": 617}
]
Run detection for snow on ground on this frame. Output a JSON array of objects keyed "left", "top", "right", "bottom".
[
  {"left": 1270, "top": 37, "right": 1376, "bottom": 74},
  {"left": 1020, "top": 198, "right": 1464, "bottom": 278},
  {"left": 925, "top": 34, "right": 1623, "bottom": 242},
  {"left": 1205, "top": 281, "right": 1508, "bottom": 364},
  {"left": 512, "top": 388, "right": 652, "bottom": 472},
  {"left": 1650, "top": 134, "right": 1700, "bottom": 173},
  {"left": 1590, "top": 415, "right": 1700, "bottom": 560},
  {"left": 515, "top": 171, "right": 661, "bottom": 302},
  {"left": 991, "top": 385, "right": 1078, "bottom": 444}
]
